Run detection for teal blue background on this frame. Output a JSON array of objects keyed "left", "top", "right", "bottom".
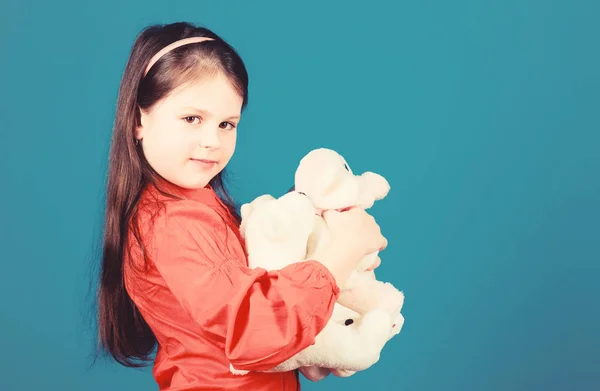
[{"left": 1, "top": 0, "right": 598, "bottom": 390}]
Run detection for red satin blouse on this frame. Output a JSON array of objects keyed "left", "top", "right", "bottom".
[{"left": 123, "top": 180, "right": 340, "bottom": 390}]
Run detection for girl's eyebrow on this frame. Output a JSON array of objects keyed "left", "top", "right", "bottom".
[{"left": 182, "top": 106, "right": 240, "bottom": 121}]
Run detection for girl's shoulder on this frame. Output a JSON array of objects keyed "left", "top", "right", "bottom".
[
  {"left": 137, "top": 182, "right": 242, "bottom": 244},
  {"left": 132, "top": 183, "right": 247, "bottom": 263}
]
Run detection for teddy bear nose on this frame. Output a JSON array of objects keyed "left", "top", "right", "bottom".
[{"left": 344, "top": 319, "right": 354, "bottom": 326}]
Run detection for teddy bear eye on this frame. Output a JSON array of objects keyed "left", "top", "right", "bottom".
[
  {"left": 344, "top": 319, "right": 354, "bottom": 326},
  {"left": 344, "top": 163, "right": 349, "bottom": 171}
]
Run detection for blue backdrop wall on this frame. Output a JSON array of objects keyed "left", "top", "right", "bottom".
[{"left": 1, "top": 1, "right": 598, "bottom": 390}]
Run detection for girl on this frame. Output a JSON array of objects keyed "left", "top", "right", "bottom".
[{"left": 97, "top": 22, "right": 387, "bottom": 390}]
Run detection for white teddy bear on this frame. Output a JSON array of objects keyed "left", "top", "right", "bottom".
[
  {"left": 229, "top": 147, "right": 405, "bottom": 380},
  {"left": 230, "top": 191, "right": 400, "bottom": 378}
]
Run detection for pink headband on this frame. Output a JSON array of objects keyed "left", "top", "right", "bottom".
[{"left": 143, "top": 36, "right": 214, "bottom": 76}]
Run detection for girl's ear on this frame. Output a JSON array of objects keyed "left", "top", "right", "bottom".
[{"left": 135, "top": 105, "right": 146, "bottom": 141}]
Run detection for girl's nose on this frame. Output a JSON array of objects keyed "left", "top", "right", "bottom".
[{"left": 198, "top": 127, "right": 221, "bottom": 148}]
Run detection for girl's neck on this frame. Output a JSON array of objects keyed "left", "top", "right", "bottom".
[{"left": 149, "top": 176, "right": 216, "bottom": 204}]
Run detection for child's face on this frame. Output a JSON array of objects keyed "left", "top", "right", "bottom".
[{"left": 136, "top": 71, "right": 242, "bottom": 189}]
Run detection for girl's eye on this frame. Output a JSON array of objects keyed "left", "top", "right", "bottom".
[
  {"left": 183, "top": 116, "right": 201, "bottom": 125},
  {"left": 219, "top": 121, "right": 237, "bottom": 131}
]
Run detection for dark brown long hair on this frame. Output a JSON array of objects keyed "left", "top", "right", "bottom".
[{"left": 96, "top": 22, "right": 248, "bottom": 367}]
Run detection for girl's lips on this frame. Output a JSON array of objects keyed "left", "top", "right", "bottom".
[
  {"left": 191, "top": 158, "right": 218, "bottom": 168},
  {"left": 192, "top": 158, "right": 218, "bottom": 163}
]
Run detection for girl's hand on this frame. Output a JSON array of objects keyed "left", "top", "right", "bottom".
[
  {"left": 317, "top": 208, "right": 387, "bottom": 287},
  {"left": 323, "top": 208, "right": 387, "bottom": 257}
]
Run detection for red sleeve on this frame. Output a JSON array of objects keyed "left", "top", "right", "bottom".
[{"left": 147, "top": 199, "right": 340, "bottom": 371}]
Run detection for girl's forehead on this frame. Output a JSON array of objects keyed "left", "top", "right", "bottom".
[{"left": 161, "top": 75, "right": 243, "bottom": 116}]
